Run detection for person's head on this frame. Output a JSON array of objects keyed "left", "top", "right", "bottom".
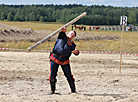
[{"left": 67, "top": 31, "right": 76, "bottom": 40}]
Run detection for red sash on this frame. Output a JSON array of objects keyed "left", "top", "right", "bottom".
[{"left": 49, "top": 54, "right": 69, "bottom": 65}]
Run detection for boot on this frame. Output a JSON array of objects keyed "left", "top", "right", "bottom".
[
  {"left": 48, "top": 83, "right": 56, "bottom": 95},
  {"left": 69, "top": 82, "right": 76, "bottom": 93}
]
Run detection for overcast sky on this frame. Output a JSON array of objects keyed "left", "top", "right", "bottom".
[{"left": 0, "top": 0, "right": 138, "bottom": 7}]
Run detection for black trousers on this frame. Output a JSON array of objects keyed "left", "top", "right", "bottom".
[{"left": 49, "top": 60, "right": 75, "bottom": 83}]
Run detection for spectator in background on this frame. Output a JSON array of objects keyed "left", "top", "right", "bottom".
[
  {"left": 89, "top": 26, "right": 91, "bottom": 31},
  {"left": 128, "top": 24, "right": 132, "bottom": 32}
]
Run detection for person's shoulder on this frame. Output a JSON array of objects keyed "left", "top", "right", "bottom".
[{"left": 72, "top": 41, "right": 76, "bottom": 46}]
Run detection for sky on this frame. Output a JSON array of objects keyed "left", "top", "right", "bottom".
[{"left": 0, "top": 0, "right": 138, "bottom": 7}]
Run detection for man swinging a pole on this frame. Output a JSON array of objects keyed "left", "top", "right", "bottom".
[
  {"left": 26, "top": 12, "right": 87, "bottom": 95},
  {"left": 48, "top": 27, "right": 79, "bottom": 95}
]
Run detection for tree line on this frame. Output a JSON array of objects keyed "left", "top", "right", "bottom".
[{"left": 0, "top": 4, "right": 138, "bottom": 25}]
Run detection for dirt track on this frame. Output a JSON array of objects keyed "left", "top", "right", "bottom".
[{"left": 0, "top": 51, "right": 138, "bottom": 102}]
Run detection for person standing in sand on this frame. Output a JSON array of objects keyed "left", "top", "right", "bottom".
[{"left": 48, "top": 26, "right": 79, "bottom": 95}]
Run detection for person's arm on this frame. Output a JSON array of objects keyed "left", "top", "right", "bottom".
[
  {"left": 72, "top": 48, "right": 79, "bottom": 56},
  {"left": 61, "top": 26, "right": 67, "bottom": 32},
  {"left": 58, "top": 27, "right": 67, "bottom": 39}
]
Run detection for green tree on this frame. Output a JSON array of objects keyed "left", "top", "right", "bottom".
[
  {"left": 128, "top": 10, "right": 137, "bottom": 24},
  {"left": 106, "top": 16, "right": 113, "bottom": 25},
  {"left": 7, "top": 12, "right": 13, "bottom": 21},
  {"left": 29, "top": 12, "right": 36, "bottom": 21},
  {"left": 39, "top": 16, "right": 44, "bottom": 22},
  {"left": 35, "top": 7, "right": 41, "bottom": 21},
  {"left": 14, "top": 9, "right": 23, "bottom": 21},
  {"left": 14, "top": 14, "right": 21, "bottom": 21},
  {"left": 0, "top": 12, "right": 5, "bottom": 20},
  {"left": 0, "top": 4, "right": 138, "bottom": 25},
  {"left": 25, "top": 14, "right": 29, "bottom": 21}
]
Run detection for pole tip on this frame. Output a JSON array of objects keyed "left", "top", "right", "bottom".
[
  {"left": 26, "top": 49, "right": 31, "bottom": 53},
  {"left": 84, "top": 12, "right": 87, "bottom": 15}
]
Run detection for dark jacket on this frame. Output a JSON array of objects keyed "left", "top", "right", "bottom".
[{"left": 53, "top": 31, "right": 76, "bottom": 58}]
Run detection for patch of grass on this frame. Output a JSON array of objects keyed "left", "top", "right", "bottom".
[{"left": 1, "top": 21, "right": 64, "bottom": 30}]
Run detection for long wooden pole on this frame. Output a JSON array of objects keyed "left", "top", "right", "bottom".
[
  {"left": 26, "top": 12, "right": 87, "bottom": 52},
  {"left": 119, "top": 24, "right": 124, "bottom": 72}
]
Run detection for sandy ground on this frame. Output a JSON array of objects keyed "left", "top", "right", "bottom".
[{"left": 0, "top": 51, "right": 138, "bottom": 102}]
